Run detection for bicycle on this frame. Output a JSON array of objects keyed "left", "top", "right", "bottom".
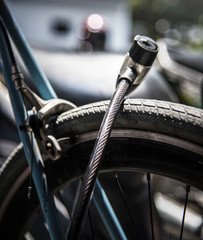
[{"left": 0, "top": 1, "right": 203, "bottom": 239}]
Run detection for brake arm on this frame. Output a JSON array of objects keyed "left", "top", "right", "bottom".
[
  {"left": 38, "top": 99, "right": 76, "bottom": 160},
  {"left": 38, "top": 99, "right": 76, "bottom": 120},
  {"left": 13, "top": 64, "right": 77, "bottom": 160}
]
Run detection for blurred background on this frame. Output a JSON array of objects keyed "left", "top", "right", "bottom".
[
  {"left": 5, "top": 0, "right": 203, "bottom": 50},
  {"left": 6, "top": 0, "right": 132, "bottom": 52},
  {"left": 132, "top": 0, "right": 203, "bottom": 49}
]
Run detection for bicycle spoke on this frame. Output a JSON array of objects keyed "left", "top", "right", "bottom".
[
  {"left": 88, "top": 207, "right": 95, "bottom": 240},
  {"left": 146, "top": 173, "right": 154, "bottom": 240},
  {"left": 113, "top": 171, "right": 138, "bottom": 239},
  {"left": 179, "top": 185, "right": 190, "bottom": 240},
  {"left": 55, "top": 192, "right": 71, "bottom": 221}
]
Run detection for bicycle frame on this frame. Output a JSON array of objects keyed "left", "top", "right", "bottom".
[{"left": 0, "top": 1, "right": 127, "bottom": 239}]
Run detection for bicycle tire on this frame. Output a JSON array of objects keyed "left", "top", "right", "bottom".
[{"left": 0, "top": 98, "right": 203, "bottom": 239}]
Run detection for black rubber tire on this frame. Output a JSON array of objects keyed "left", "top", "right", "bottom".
[
  {"left": 51, "top": 99, "right": 203, "bottom": 145},
  {"left": 0, "top": 99, "right": 203, "bottom": 239}
]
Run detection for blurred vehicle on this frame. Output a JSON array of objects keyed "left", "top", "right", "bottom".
[{"left": 156, "top": 38, "right": 203, "bottom": 108}]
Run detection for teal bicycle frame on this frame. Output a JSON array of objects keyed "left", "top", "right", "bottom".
[{"left": 0, "top": 1, "right": 127, "bottom": 239}]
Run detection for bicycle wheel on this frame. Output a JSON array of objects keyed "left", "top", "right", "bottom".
[{"left": 0, "top": 98, "right": 203, "bottom": 240}]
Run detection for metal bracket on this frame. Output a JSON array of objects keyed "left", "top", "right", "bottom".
[
  {"left": 45, "top": 135, "right": 62, "bottom": 160},
  {"left": 20, "top": 97, "right": 76, "bottom": 160},
  {"left": 13, "top": 64, "right": 76, "bottom": 160}
]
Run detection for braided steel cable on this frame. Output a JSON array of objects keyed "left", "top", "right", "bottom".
[{"left": 67, "top": 79, "right": 130, "bottom": 240}]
